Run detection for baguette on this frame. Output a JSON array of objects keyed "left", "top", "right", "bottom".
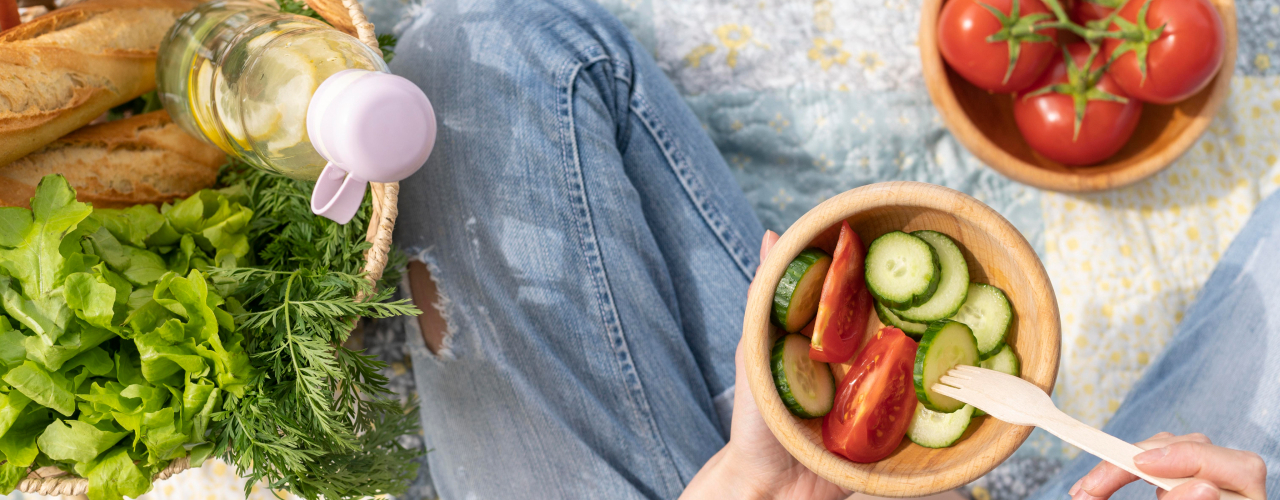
[
  {"left": 0, "top": 0, "right": 199, "bottom": 167},
  {"left": 0, "top": 110, "right": 225, "bottom": 208}
]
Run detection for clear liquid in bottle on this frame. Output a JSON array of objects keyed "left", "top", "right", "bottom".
[{"left": 157, "top": 0, "right": 389, "bottom": 180}]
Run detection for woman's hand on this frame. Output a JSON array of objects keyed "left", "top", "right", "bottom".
[
  {"left": 1069, "top": 432, "right": 1267, "bottom": 500},
  {"left": 682, "top": 231, "right": 847, "bottom": 500}
]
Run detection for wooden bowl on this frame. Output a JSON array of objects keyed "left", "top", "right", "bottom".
[
  {"left": 919, "top": 0, "right": 1237, "bottom": 193},
  {"left": 743, "top": 182, "right": 1061, "bottom": 496}
]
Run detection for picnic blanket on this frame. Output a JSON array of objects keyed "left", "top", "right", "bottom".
[{"left": 18, "top": 0, "right": 1278, "bottom": 499}]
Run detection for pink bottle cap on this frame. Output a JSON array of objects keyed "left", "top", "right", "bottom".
[{"left": 307, "top": 69, "right": 436, "bottom": 224}]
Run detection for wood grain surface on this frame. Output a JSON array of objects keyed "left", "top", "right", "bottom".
[
  {"left": 919, "top": 0, "right": 1237, "bottom": 193},
  {"left": 743, "top": 182, "right": 1061, "bottom": 496}
]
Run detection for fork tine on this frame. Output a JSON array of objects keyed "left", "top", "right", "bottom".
[
  {"left": 942, "top": 368, "right": 974, "bottom": 380},
  {"left": 937, "top": 375, "right": 968, "bottom": 387}
]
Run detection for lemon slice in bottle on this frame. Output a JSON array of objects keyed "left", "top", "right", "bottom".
[
  {"left": 215, "top": 71, "right": 248, "bottom": 148},
  {"left": 188, "top": 58, "right": 233, "bottom": 153},
  {"left": 255, "top": 46, "right": 318, "bottom": 154}
]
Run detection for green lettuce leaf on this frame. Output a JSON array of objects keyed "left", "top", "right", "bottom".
[
  {"left": 0, "top": 390, "right": 32, "bottom": 438},
  {"left": 84, "top": 447, "right": 151, "bottom": 500},
  {"left": 84, "top": 227, "right": 128, "bottom": 271},
  {"left": 3, "top": 361, "right": 74, "bottom": 416},
  {"left": 119, "top": 247, "right": 168, "bottom": 286},
  {"left": 181, "top": 379, "right": 219, "bottom": 442},
  {"left": 0, "top": 208, "right": 31, "bottom": 248},
  {"left": 0, "top": 406, "right": 56, "bottom": 466},
  {"left": 140, "top": 407, "right": 187, "bottom": 462},
  {"left": 0, "top": 176, "right": 93, "bottom": 344},
  {"left": 0, "top": 275, "right": 65, "bottom": 343},
  {"left": 65, "top": 273, "right": 116, "bottom": 330},
  {"left": 135, "top": 330, "right": 207, "bottom": 382},
  {"left": 0, "top": 461, "right": 27, "bottom": 494},
  {"left": 0, "top": 321, "right": 27, "bottom": 369},
  {"left": 89, "top": 206, "right": 165, "bottom": 248},
  {"left": 37, "top": 419, "right": 128, "bottom": 463},
  {"left": 23, "top": 322, "right": 114, "bottom": 372}
]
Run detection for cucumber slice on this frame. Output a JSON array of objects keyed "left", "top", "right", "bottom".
[
  {"left": 913, "top": 320, "right": 979, "bottom": 413},
  {"left": 892, "top": 231, "right": 970, "bottom": 323},
  {"left": 874, "top": 301, "right": 928, "bottom": 338},
  {"left": 907, "top": 401, "right": 974, "bottom": 448},
  {"left": 864, "top": 232, "right": 940, "bottom": 309},
  {"left": 974, "top": 344, "right": 1020, "bottom": 417},
  {"left": 771, "top": 334, "right": 835, "bottom": 418},
  {"left": 949, "top": 283, "right": 1013, "bottom": 358},
  {"left": 980, "top": 344, "right": 1020, "bottom": 376},
  {"left": 773, "top": 249, "right": 832, "bottom": 333}
]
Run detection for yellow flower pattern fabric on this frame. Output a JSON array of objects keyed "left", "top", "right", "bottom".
[{"left": 1042, "top": 77, "right": 1280, "bottom": 457}]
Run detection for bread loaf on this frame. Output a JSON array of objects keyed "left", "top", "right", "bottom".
[
  {"left": 0, "top": 110, "right": 225, "bottom": 208},
  {"left": 0, "top": 0, "right": 198, "bottom": 167}
]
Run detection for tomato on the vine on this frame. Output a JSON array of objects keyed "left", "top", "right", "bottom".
[
  {"left": 1070, "top": 0, "right": 1119, "bottom": 24},
  {"left": 937, "top": 0, "right": 1059, "bottom": 93},
  {"left": 1103, "top": 0, "right": 1225, "bottom": 104},
  {"left": 1014, "top": 43, "right": 1142, "bottom": 165}
]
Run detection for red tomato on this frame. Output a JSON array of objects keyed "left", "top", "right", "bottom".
[
  {"left": 822, "top": 327, "right": 918, "bottom": 463},
  {"left": 1014, "top": 43, "right": 1142, "bottom": 165},
  {"left": 937, "top": 0, "right": 1059, "bottom": 93},
  {"left": 1103, "top": 0, "right": 1225, "bottom": 104},
  {"left": 810, "top": 222, "right": 870, "bottom": 364},
  {"left": 1071, "top": 0, "right": 1116, "bottom": 23}
]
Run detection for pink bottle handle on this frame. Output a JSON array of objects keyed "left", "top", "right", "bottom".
[{"left": 311, "top": 162, "right": 368, "bottom": 225}]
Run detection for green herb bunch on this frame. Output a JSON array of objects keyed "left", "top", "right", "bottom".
[
  {"left": 209, "top": 162, "right": 421, "bottom": 499},
  {"left": 0, "top": 176, "right": 256, "bottom": 500}
]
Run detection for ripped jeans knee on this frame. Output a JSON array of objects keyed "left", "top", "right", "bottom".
[{"left": 406, "top": 253, "right": 456, "bottom": 359}]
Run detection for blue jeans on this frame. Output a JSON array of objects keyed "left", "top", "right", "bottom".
[
  {"left": 390, "top": 1, "right": 1278, "bottom": 498},
  {"left": 391, "top": 0, "right": 762, "bottom": 498}
]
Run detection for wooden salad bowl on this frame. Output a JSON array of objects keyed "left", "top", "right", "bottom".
[
  {"left": 919, "top": 0, "right": 1238, "bottom": 193},
  {"left": 743, "top": 182, "right": 1061, "bottom": 496}
]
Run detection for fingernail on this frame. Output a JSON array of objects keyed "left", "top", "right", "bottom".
[
  {"left": 1068, "top": 479, "right": 1082, "bottom": 496},
  {"left": 1134, "top": 446, "right": 1169, "bottom": 465},
  {"left": 1081, "top": 472, "right": 1099, "bottom": 492},
  {"left": 1194, "top": 483, "right": 1220, "bottom": 499}
]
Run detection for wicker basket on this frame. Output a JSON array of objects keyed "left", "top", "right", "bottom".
[{"left": 16, "top": 0, "right": 399, "bottom": 494}]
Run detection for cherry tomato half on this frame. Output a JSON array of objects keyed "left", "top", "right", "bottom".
[
  {"left": 937, "top": 0, "right": 1059, "bottom": 93},
  {"left": 1103, "top": 0, "right": 1225, "bottom": 104},
  {"left": 822, "top": 327, "right": 918, "bottom": 463},
  {"left": 810, "top": 221, "right": 870, "bottom": 364},
  {"left": 1014, "top": 43, "right": 1142, "bottom": 165}
]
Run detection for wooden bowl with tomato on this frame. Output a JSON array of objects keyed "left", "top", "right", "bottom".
[
  {"left": 920, "top": 0, "right": 1237, "bottom": 193},
  {"left": 743, "top": 182, "right": 1060, "bottom": 496}
]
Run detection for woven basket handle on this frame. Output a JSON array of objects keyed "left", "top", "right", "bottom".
[{"left": 305, "top": 0, "right": 399, "bottom": 283}]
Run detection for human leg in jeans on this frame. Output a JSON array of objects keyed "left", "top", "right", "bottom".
[
  {"left": 390, "top": 0, "right": 1268, "bottom": 498},
  {"left": 389, "top": 0, "right": 765, "bottom": 497},
  {"left": 1024, "top": 193, "right": 1279, "bottom": 500}
]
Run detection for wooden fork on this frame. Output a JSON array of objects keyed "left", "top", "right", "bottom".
[{"left": 935, "top": 365, "right": 1249, "bottom": 500}]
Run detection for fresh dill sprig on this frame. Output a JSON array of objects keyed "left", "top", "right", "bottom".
[{"left": 211, "top": 162, "right": 421, "bottom": 499}]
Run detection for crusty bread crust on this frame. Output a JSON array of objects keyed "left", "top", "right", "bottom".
[
  {"left": 0, "top": 110, "right": 226, "bottom": 208},
  {"left": 0, "top": 0, "right": 199, "bottom": 167}
]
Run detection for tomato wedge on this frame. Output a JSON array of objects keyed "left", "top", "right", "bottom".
[
  {"left": 822, "top": 327, "right": 918, "bottom": 463},
  {"left": 809, "top": 221, "right": 870, "bottom": 364}
]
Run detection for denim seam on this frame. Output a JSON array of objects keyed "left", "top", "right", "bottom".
[
  {"left": 556, "top": 54, "right": 684, "bottom": 497},
  {"left": 628, "top": 91, "right": 756, "bottom": 280}
]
